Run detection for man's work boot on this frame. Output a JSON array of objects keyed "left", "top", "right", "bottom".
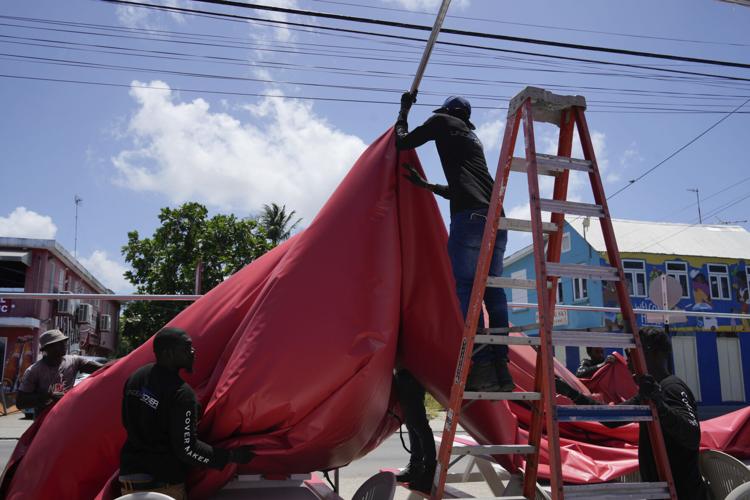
[
  {"left": 396, "top": 458, "right": 423, "bottom": 483},
  {"left": 496, "top": 357, "right": 515, "bottom": 392},
  {"left": 465, "top": 360, "right": 501, "bottom": 392},
  {"left": 410, "top": 460, "right": 436, "bottom": 494}
]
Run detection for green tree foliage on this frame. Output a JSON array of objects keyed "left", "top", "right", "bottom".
[
  {"left": 119, "top": 202, "right": 274, "bottom": 353},
  {"left": 259, "top": 203, "right": 302, "bottom": 245}
]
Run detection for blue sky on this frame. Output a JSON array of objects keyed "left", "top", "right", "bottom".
[{"left": 1, "top": 0, "right": 749, "bottom": 293}]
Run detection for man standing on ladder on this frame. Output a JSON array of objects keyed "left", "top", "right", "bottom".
[{"left": 395, "top": 92, "right": 513, "bottom": 393}]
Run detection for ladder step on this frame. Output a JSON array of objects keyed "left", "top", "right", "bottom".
[
  {"left": 539, "top": 198, "right": 604, "bottom": 218},
  {"left": 546, "top": 262, "right": 619, "bottom": 281},
  {"left": 563, "top": 482, "right": 670, "bottom": 500},
  {"left": 557, "top": 405, "right": 652, "bottom": 422},
  {"left": 551, "top": 331, "right": 635, "bottom": 348},
  {"left": 498, "top": 217, "right": 558, "bottom": 233},
  {"left": 487, "top": 277, "right": 536, "bottom": 289},
  {"left": 510, "top": 154, "right": 593, "bottom": 176},
  {"left": 464, "top": 391, "right": 541, "bottom": 401},
  {"left": 479, "top": 323, "right": 541, "bottom": 334},
  {"left": 451, "top": 445, "right": 535, "bottom": 456},
  {"left": 475, "top": 335, "right": 541, "bottom": 346}
]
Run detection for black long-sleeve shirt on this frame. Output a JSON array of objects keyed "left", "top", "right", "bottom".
[
  {"left": 120, "top": 363, "right": 230, "bottom": 484},
  {"left": 568, "top": 375, "right": 708, "bottom": 500},
  {"left": 395, "top": 113, "right": 495, "bottom": 215}
]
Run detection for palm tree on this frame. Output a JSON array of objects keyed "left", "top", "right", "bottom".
[{"left": 260, "top": 203, "right": 302, "bottom": 245}]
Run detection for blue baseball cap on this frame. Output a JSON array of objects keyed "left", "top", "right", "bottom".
[{"left": 433, "top": 96, "right": 475, "bottom": 129}]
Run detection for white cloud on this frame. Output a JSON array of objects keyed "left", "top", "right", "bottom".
[
  {"left": 115, "top": 0, "right": 186, "bottom": 29},
  {"left": 246, "top": 0, "right": 301, "bottom": 45},
  {"left": 113, "top": 81, "right": 367, "bottom": 224},
  {"left": 475, "top": 119, "right": 504, "bottom": 153},
  {"left": 79, "top": 251, "right": 133, "bottom": 294},
  {"left": 0, "top": 207, "right": 57, "bottom": 239},
  {"left": 381, "top": 0, "right": 470, "bottom": 10}
]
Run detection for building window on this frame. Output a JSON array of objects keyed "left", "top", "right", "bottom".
[
  {"left": 623, "top": 260, "right": 647, "bottom": 297},
  {"left": 561, "top": 232, "right": 571, "bottom": 253},
  {"left": 48, "top": 261, "right": 57, "bottom": 292},
  {"left": 511, "top": 269, "right": 528, "bottom": 305},
  {"left": 573, "top": 278, "right": 588, "bottom": 301},
  {"left": 665, "top": 261, "right": 690, "bottom": 299},
  {"left": 556, "top": 280, "right": 564, "bottom": 303},
  {"left": 0, "top": 262, "right": 26, "bottom": 291},
  {"left": 707, "top": 264, "right": 730, "bottom": 300}
]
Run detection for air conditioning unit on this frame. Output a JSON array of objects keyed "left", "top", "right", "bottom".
[
  {"left": 76, "top": 303, "right": 94, "bottom": 324},
  {"left": 56, "top": 297, "right": 78, "bottom": 316},
  {"left": 99, "top": 314, "right": 112, "bottom": 332}
]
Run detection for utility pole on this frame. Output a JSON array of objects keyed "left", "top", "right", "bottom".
[
  {"left": 687, "top": 188, "right": 702, "bottom": 224},
  {"left": 74, "top": 195, "right": 83, "bottom": 257}
]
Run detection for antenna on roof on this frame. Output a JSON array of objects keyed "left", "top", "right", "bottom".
[
  {"left": 74, "top": 195, "right": 83, "bottom": 258},
  {"left": 686, "top": 188, "right": 702, "bottom": 223}
]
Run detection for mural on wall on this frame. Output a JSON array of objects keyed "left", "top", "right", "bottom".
[{"left": 601, "top": 257, "right": 748, "bottom": 332}]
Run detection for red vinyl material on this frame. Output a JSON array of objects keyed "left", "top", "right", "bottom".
[{"left": 2, "top": 129, "right": 748, "bottom": 498}]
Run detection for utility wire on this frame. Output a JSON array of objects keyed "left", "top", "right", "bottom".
[
  {"left": 99, "top": 0, "right": 750, "bottom": 85},
  {"left": 308, "top": 0, "right": 750, "bottom": 48},
  {"left": 5, "top": 73, "right": 750, "bottom": 115},
  {"left": 607, "top": 96, "right": 750, "bottom": 199},
  {"left": 128, "top": 0, "right": 750, "bottom": 71}
]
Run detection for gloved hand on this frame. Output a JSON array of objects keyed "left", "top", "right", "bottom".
[
  {"left": 637, "top": 374, "right": 663, "bottom": 404},
  {"left": 604, "top": 354, "right": 616, "bottom": 364},
  {"left": 398, "top": 91, "right": 417, "bottom": 122},
  {"left": 400, "top": 90, "right": 417, "bottom": 110},
  {"left": 401, "top": 163, "right": 429, "bottom": 189},
  {"left": 229, "top": 445, "right": 255, "bottom": 464},
  {"left": 555, "top": 377, "right": 580, "bottom": 400}
]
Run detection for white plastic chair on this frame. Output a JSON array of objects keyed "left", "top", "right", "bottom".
[
  {"left": 115, "top": 493, "right": 174, "bottom": 500},
  {"left": 352, "top": 471, "right": 396, "bottom": 500},
  {"left": 699, "top": 449, "right": 750, "bottom": 500},
  {"left": 727, "top": 481, "right": 750, "bottom": 500}
]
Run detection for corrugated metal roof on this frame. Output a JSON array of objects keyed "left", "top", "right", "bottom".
[{"left": 568, "top": 218, "right": 750, "bottom": 259}]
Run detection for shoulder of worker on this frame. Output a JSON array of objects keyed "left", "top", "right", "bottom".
[
  {"left": 20, "top": 359, "right": 44, "bottom": 379},
  {"left": 659, "top": 375, "right": 696, "bottom": 399}
]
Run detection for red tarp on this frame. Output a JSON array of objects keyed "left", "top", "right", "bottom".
[{"left": 3, "top": 129, "right": 749, "bottom": 499}]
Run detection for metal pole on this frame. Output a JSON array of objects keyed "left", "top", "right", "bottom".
[
  {"left": 409, "top": 0, "right": 451, "bottom": 95},
  {"left": 687, "top": 188, "right": 702, "bottom": 223},
  {"left": 74, "top": 195, "right": 83, "bottom": 257}
]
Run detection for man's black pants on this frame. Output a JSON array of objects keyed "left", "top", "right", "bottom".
[{"left": 395, "top": 369, "right": 436, "bottom": 464}]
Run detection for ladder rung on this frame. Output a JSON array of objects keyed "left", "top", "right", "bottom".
[
  {"left": 563, "top": 482, "right": 670, "bottom": 500},
  {"left": 474, "top": 335, "right": 541, "bottom": 346},
  {"left": 451, "top": 445, "right": 535, "bottom": 456},
  {"left": 539, "top": 198, "right": 604, "bottom": 218},
  {"left": 510, "top": 154, "right": 593, "bottom": 176},
  {"left": 546, "top": 262, "right": 619, "bottom": 281},
  {"left": 498, "top": 217, "right": 558, "bottom": 233},
  {"left": 479, "top": 323, "right": 540, "bottom": 334},
  {"left": 551, "top": 331, "right": 635, "bottom": 348},
  {"left": 487, "top": 277, "right": 536, "bottom": 289},
  {"left": 464, "top": 391, "right": 541, "bottom": 401},
  {"left": 557, "top": 405, "right": 652, "bottom": 422}
]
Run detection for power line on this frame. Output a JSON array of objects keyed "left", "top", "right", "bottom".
[
  {"left": 99, "top": 0, "right": 750, "bottom": 85},
  {"left": 5, "top": 73, "right": 750, "bottom": 115},
  {"left": 137, "top": 0, "right": 750, "bottom": 71},
  {"left": 607, "top": 96, "right": 750, "bottom": 199},
  {"left": 8, "top": 17, "right": 750, "bottom": 102},
  {"left": 308, "top": 0, "right": 750, "bottom": 48}
]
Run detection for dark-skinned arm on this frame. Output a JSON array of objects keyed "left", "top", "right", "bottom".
[{"left": 401, "top": 164, "right": 450, "bottom": 199}]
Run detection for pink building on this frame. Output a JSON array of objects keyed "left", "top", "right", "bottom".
[{"left": 0, "top": 237, "right": 120, "bottom": 393}]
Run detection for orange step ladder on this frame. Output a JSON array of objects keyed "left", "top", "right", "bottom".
[{"left": 430, "top": 87, "right": 677, "bottom": 500}]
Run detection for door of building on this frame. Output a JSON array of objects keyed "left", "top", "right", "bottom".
[
  {"left": 717, "top": 336, "right": 746, "bottom": 402},
  {"left": 671, "top": 335, "right": 702, "bottom": 401}
]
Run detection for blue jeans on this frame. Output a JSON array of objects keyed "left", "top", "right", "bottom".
[{"left": 448, "top": 208, "right": 509, "bottom": 362}]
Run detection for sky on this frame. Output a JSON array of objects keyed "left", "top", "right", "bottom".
[{"left": 1, "top": 0, "right": 749, "bottom": 293}]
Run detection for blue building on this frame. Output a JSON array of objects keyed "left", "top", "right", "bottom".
[{"left": 503, "top": 218, "right": 750, "bottom": 411}]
